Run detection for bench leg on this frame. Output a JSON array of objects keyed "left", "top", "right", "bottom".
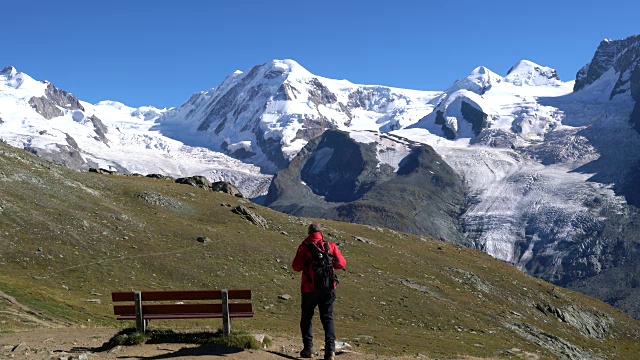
[
  {"left": 222, "top": 289, "right": 230, "bottom": 336},
  {"left": 134, "top": 291, "right": 146, "bottom": 333}
]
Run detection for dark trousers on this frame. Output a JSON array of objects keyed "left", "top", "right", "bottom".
[{"left": 300, "top": 290, "right": 336, "bottom": 352}]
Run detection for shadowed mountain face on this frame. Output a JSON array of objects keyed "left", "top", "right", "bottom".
[{"left": 265, "top": 130, "right": 467, "bottom": 244}]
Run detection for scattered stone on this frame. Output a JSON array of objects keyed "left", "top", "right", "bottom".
[
  {"left": 83, "top": 299, "right": 101, "bottom": 304},
  {"left": 90, "top": 292, "right": 102, "bottom": 296},
  {"left": 77, "top": 354, "right": 89, "bottom": 360},
  {"left": 137, "top": 192, "right": 184, "bottom": 210},
  {"left": 107, "top": 346, "right": 121, "bottom": 354},
  {"left": 197, "top": 236, "right": 212, "bottom": 244},
  {"left": 11, "top": 342, "right": 28, "bottom": 352},
  {"left": 335, "top": 342, "right": 352, "bottom": 351},
  {"left": 280, "top": 231, "right": 288, "bottom": 235},
  {"left": 278, "top": 294, "right": 292, "bottom": 301},
  {"left": 253, "top": 333, "right": 267, "bottom": 347},
  {"left": 232, "top": 205, "right": 268, "bottom": 228},
  {"left": 353, "top": 236, "right": 378, "bottom": 246}
]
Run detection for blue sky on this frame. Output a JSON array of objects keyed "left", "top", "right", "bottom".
[{"left": 5, "top": 0, "right": 639, "bottom": 107}]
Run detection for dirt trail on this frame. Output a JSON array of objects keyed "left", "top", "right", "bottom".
[
  {"left": 0, "top": 290, "right": 71, "bottom": 328},
  {"left": 0, "top": 327, "right": 423, "bottom": 360}
]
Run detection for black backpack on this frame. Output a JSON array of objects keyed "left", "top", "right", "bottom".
[{"left": 306, "top": 241, "right": 337, "bottom": 293}]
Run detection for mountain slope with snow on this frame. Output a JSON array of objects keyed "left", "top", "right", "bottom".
[
  {"left": 158, "top": 59, "right": 442, "bottom": 172},
  {"left": 0, "top": 66, "right": 271, "bottom": 197}
]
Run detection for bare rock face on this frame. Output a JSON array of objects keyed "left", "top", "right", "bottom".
[
  {"left": 89, "top": 115, "right": 108, "bottom": 144},
  {"left": 211, "top": 181, "right": 243, "bottom": 197},
  {"left": 535, "top": 303, "right": 613, "bottom": 339},
  {"left": 176, "top": 175, "right": 212, "bottom": 190},
  {"left": 232, "top": 205, "right": 268, "bottom": 228},
  {"left": 29, "top": 83, "right": 85, "bottom": 120},
  {"left": 265, "top": 130, "right": 467, "bottom": 244},
  {"left": 175, "top": 176, "right": 244, "bottom": 198}
]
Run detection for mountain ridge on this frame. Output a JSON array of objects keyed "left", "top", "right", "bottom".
[{"left": 4, "top": 35, "right": 640, "bottom": 322}]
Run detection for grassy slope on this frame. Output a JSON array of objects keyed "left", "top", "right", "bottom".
[{"left": 0, "top": 141, "right": 639, "bottom": 358}]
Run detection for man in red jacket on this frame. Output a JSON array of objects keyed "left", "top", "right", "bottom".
[{"left": 292, "top": 223, "right": 347, "bottom": 360}]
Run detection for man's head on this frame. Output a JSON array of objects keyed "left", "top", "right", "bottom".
[{"left": 308, "top": 223, "right": 323, "bottom": 234}]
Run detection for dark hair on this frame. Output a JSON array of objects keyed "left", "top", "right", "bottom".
[{"left": 308, "top": 223, "right": 323, "bottom": 234}]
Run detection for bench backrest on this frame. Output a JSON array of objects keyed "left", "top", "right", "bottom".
[{"left": 112, "top": 289, "right": 253, "bottom": 317}]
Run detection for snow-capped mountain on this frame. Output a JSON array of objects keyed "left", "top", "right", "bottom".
[
  {"left": 0, "top": 66, "right": 271, "bottom": 197},
  {"left": 158, "top": 59, "right": 441, "bottom": 172},
  {"left": 411, "top": 60, "right": 572, "bottom": 141},
  {"left": 4, "top": 35, "right": 640, "bottom": 319}
]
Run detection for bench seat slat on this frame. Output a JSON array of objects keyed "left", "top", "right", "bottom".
[
  {"left": 116, "top": 312, "right": 254, "bottom": 320},
  {"left": 112, "top": 290, "right": 252, "bottom": 302}
]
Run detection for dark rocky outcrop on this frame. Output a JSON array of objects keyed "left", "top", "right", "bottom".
[
  {"left": 434, "top": 110, "right": 456, "bottom": 140},
  {"left": 307, "top": 78, "right": 337, "bottom": 106},
  {"left": 254, "top": 129, "right": 289, "bottom": 170},
  {"left": 175, "top": 175, "right": 211, "bottom": 190},
  {"left": 265, "top": 130, "right": 467, "bottom": 244},
  {"left": 460, "top": 101, "right": 489, "bottom": 136},
  {"left": 220, "top": 141, "right": 256, "bottom": 159},
  {"left": 534, "top": 303, "right": 612, "bottom": 339},
  {"left": 574, "top": 36, "right": 639, "bottom": 92},
  {"left": 175, "top": 176, "right": 244, "bottom": 198},
  {"left": 146, "top": 174, "right": 175, "bottom": 181},
  {"left": 25, "top": 144, "right": 96, "bottom": 171},
  {"left": 89, "top": 167, "right": 117, "bottom": 175},
  {"left": 89, "top": 115, "right": 109, "bottom": 145},
  {"left": 211, "top": 181, "right": 243, "bottom": 197},
  {"left": 29, "top": 83, "right": 85, "bottom": 120},
  {"left": 232, "top": 205, "right": 268, "bottom": 228}
]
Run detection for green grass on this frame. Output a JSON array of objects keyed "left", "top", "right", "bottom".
[
  {"left": 109, "top": 328, "right": 260, "bottom": 349},
  {"left": 1, "top": 141, "right": 640, "bottom": 358}
]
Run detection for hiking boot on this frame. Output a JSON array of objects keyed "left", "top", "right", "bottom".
[
  {"left": 299, "top": 347, "right": 314, "bottom": 358},
  {"left": 324, "top": 351, "right": 335, "bottom": 360}
]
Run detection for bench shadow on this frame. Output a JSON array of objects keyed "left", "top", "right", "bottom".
[{"left": 115, "top": 343, "right": 244, "bottom": 359}]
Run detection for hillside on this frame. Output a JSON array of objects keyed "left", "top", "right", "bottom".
[{"left": 1, "top": 140, "right": 639, "bottom": 359}]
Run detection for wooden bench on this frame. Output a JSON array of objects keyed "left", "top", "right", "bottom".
[{"left": 111, "top": 289, "right": 253, "bottom": 334}]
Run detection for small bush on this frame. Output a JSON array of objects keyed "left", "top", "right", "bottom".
[{"left": 110, "top": 328, "right": 149, "bottom": 345}]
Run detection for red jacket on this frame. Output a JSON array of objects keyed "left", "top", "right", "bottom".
[{"left": 292, "top": 232, "right": 346, "bottom": 293}]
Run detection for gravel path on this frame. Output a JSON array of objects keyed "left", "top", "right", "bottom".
[{"left": 0, "top": 327, "right": 419, "bottom": 360}]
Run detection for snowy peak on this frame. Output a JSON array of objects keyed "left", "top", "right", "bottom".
[
  {"left": 0, "top": 65, "right": 45, "bottom": 93},
  {"left": 574, "top": 34, "right": 640, "bottom": 100},
  {"left": 446, "top": 66, "right": 502, "bottom": 95},
  {"left": 1, "top": 66, "right": 18, "bottom": 77},
  {"left": 504, "top": 60, "right": 561, "bottom": 86},
  {"left": 160, "top": 58, "right": 439, "bottom": 172}
]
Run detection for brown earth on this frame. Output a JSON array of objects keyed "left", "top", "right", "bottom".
[{"left": 0, "top": 327, "right": 443, "bottom": 360}]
